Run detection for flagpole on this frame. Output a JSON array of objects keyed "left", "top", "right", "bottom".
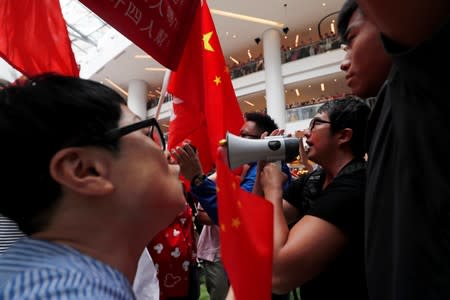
[{"left": 155, "top": 69, "right": 171, "bottom": 121}]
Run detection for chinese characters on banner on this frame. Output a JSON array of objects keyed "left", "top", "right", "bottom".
[{"left": 80, "top": 0, "right": 200, "bottom": 70}]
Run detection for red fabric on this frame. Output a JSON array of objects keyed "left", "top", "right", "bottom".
[
  {"left": 167, "top": 1, "right": 244, "bottom": 174},
  {"left": 0, "top": 0, "right": 78, "bottom": 77},
  {"left": 216, "top": 158, "right": 273, "bottom": 300},
  {"left": 80, "top": 0, "right": 199, "bottom": 71},
  {"left": 148, "top": 204, "right": 196, "bottom": 299}
]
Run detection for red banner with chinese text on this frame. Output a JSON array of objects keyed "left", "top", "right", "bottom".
[{"left": 80, "top": 0, "right": 200, "bottom": 71}]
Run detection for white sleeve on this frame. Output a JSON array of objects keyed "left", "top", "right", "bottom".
[{"left": 133, "top": 248, "right": 160, "bottom": 300}]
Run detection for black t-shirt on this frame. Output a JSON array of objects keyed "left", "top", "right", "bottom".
[
  {"left": 284, "top": 160, "right": 368, "bottom": 300},
  {"left": 366, "top": 17, "right": 450, "bottom": 300}
]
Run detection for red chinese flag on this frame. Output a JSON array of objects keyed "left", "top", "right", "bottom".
[
  {"left": 167, "top": 0, "right": 244, "bottom": 174},
  {"left": 80, "top": 0, "right": 199, "bottom": 71},
  {"left": 216, "top": 158, "right": 273, "bottom": 300},
  {"left": 0, "top": 0, "right": 79, "bottom": 77}
]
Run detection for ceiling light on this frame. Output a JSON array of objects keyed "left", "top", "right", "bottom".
[
  {"left": 244, "top": 100, "right": 255, "bottom": 106},
  {"left": 211, "top": 9, "right": 284, "bottom": 28},
  {"left": 334, "top": 78, "right": 337, "bottom": 82},
  {"left": 308, "top": 85, "right": 312, "bottom": 88},
  {"left": 144, "top": 67, "right": 167, "bottom": 71},
  {"left": 135, "top": 55, "right": 152, "bottom": 59},
  {"left": 308, "top": 27, "right": 312, "bottom": 31},
  {"left": 295, "top": 89, "right": 300, "bottom": 96},
  {"left": 321, "top": 83, "right": 325, "bottom": 92},
  {"left": 247, "top": 49, "right": 252, "bottom": 59},
  {"left": 229, "top": 56, "right": 239, "bottom": 64},
  {"left": 232, "top": 34, "right": 237, "bottom": 38},
  {"left": 295, "top": 34, "right": 299, "bottom": 47},
  {"left": 322, "top": 3, "right": 326, "bottom": 6},
  {"left": 105, "top": 78, "right": 128, "bottom": 96},
  {"left": 330, "top": 23, "right": 336, "bottom": 34}
]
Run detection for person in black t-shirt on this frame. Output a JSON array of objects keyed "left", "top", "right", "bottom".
[
  {"left": 355, "top": 1, "right": 450, "bottom": 299},
  {"left": 254, "top": 97, "right": 370, "bottom": 300},
  {"left": 337, "top": 0, "right": 391, "bottom": 100}
]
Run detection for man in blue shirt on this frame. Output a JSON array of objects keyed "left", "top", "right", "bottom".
[
  {"left": 172, "top": 112, "right": 292, "bottom": 224},
  {"left": 172, "top": 112, "right": 292, "bottom": 300},
  {"left": 0, "top": 74, "right": 186, "bottom": 299}
]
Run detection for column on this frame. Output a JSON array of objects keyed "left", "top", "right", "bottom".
[
  {"left": 262, "top": 28, "right": 286, "bottom": 129},
  {"left": 128, "top": 79, "right": 148, "bottom": 120}
]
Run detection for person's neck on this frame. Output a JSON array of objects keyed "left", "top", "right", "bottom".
[
  {"left": 321, "top": 153, "right": 355, "bottom": 188},
  {"left": 33, "top": 219, "right": 151, "bottom": 282}
]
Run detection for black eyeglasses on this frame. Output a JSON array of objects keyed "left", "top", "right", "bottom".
[
  {"left": 105, "top": 118, "right": 166, "bottom": 151},
  {"left": 309, "top": 118, "right": 332, "bottom": 131}
]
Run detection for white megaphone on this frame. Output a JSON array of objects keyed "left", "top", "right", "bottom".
[{"left": 224, "top": 132, "right": 300, "bottom": 169}]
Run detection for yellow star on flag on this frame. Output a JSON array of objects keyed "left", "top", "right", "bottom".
[
  {"left": 237, "top": 200, "right": 242, "bottom": 208},
  {"left": 221, "top": 223, "right": 226, "bottom": 232},
  {"left": 203, "top": 31, "right": 214, "bottom": 52},
  {"left": 213, "top": 76, "right": 222, "bottom": 86},
  {"left": 231, "top": 217, "right": 241, "bottom": 229}
]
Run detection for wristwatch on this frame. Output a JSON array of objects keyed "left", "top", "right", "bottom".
[{"left": 191, "top": 174, "right": 207, "bottom": 187}]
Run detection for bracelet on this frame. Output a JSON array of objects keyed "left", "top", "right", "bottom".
[{"left": 191, "top": 174, "right": 206, "bottom": 187}]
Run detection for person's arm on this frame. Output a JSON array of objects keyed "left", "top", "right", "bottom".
[
  {"left": 282, "top": 200, "right": 300, "bottom": 225},
  {"left": 356, "top": 0, "right": 450, "bottom": 47},
  {"left": 260, "top": 163, "right": 347, "bottom": 294},
  {"left": 172, "top": 143, "right": 219, "bottom": 224},
  {"left": 190, "top": 179, "right": 219, "bottom": 225}
]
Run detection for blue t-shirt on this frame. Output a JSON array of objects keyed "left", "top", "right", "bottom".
[{"left": 0, "top": 238, "right": 135, "bottom": 299}]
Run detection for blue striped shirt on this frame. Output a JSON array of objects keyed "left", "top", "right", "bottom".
[
  {"left": 0, "top": 215, "right": 24, "bottom": 254},
  {"left": 0, "top": 238, "right": 135, "bottom": 299}
]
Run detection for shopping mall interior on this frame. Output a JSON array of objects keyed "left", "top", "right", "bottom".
[{"left": 0, "top": 0, "right": 349, "bottom": 135}]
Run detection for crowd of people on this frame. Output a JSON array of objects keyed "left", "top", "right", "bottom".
[
  {"left": 1, "top": 0, "right": 449, "bottom": 299},
  {"left": 229, "top": 32, "right": 341, "bottom": 80}
]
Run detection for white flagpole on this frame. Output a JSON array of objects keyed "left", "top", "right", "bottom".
[{"left": 155, "top": 69, "right": 171, "bottom": 121}]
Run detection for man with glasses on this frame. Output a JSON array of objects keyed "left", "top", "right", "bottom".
[
  {"left": 172, "top": 111, "right": 292, "bottom": 300},
  {"left": 172, "top": 111, "right": 291, "bottom": 225},
  {"left": 0, "top": 74, "right": 185, "bottom": 299},
  {"left": 254, "top": 96, "right": 370, "bottom": 300}
]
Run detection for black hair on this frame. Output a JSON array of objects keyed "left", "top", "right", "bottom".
[
  {"left": 244, "top": 111, "right": 278, "bottom": 134},
  {"left": 0, "top": 74, "right": 126, "bottom": 234},
  {"left": 0, "top": 78, "right": 10, "bottom": 89},
  {"left": 317, "top": 96, "right": 370, "bottom": 158},
  {"left": 337, "top": 0, "right": 358, "bottom": 44}
]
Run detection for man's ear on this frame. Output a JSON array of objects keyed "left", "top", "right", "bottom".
[
  {"left": 49, "top": 147, "right": 114, "bottom": 196},
  {"left": 336, "top": 128, "right": 353, "bottom": 146}
]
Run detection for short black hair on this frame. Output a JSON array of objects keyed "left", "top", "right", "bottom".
[
  {"left": 317, "top": 96, "right": 370, "bottom": 158},
  {"left": 244, "top": 111, "right": 278, "bottom": 134},
  {"left": 337, "top": 0, "right": 358, "bottom": 44},
  {"left": 0, "top": 78, "right": 10, "bottom": 89},
  {"left": 0, "top": 74, "right": 126, "bottom": 234}
]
